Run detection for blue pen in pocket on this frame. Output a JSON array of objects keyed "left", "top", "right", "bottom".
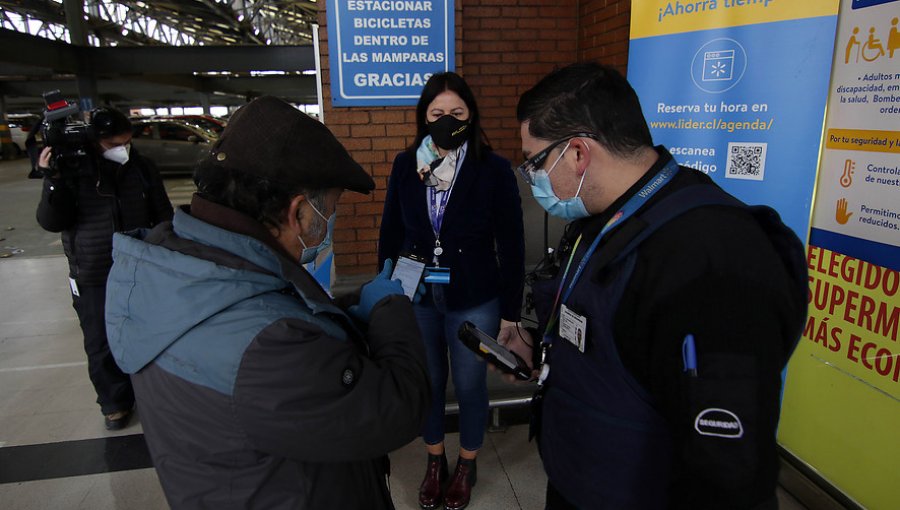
[{"left": 682, "top": 334, "right": 698, "bottom": 377}]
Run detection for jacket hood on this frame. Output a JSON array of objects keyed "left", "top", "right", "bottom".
[{"left": 106, "top": 210, "right": 290, "bottom": 373}]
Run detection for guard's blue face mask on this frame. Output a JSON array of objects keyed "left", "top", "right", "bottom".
[
  {"left": 298, "top": 201, "right": 334, "bottom": 265},
  {"left": 530, "top": 141, "right": 590, "bottom": 221}
]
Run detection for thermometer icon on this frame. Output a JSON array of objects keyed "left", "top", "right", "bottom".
[{"left": 840, "top": 159, "right": 854, "bottom": 188}]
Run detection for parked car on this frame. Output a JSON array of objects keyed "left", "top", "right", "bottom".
[
  {"left": 7, "top": 113, "right": 41, "bottom": 156},
  {"left": 130, "top": 119, "right": 217, "bottom": 175},
  {"left": 149, "top": 114, "right": 226, "bottom": 135}
]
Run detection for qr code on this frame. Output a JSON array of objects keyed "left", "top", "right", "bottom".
[{"left": 725, "top": 142, "right": 767, "bottom": 181}]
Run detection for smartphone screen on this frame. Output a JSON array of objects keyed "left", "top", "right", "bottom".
[{"left": 391, "top": 256, "right": 426, "bottom": 299}]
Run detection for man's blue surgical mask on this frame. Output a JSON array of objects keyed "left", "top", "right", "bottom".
[
  {"left": 530, "top": 141, "right": 590, "bottom": 221},
  {"left": 298, "top": 200, "right": 334, "bottom": 265}
]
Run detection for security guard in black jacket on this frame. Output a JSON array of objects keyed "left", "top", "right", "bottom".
[
  {"left": 497, "top": 63, "right": 807, "bottom": 509},
  {"left": 36, "top": 107, "right": 173, "bottom": 430}
]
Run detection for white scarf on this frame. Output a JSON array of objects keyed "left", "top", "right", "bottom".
[{"left": 416, "top": 135, "right": 458, "bottom": 191}]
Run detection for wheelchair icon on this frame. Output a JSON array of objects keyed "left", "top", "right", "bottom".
[{"left": 862, "top": 27, "right": 885, "bottom": 62}]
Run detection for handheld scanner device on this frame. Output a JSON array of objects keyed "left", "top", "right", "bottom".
[{"left": 458, "top": 321, "right": 531, "bottom": 380}]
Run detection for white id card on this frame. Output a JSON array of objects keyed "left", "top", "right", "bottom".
[
  {"left": 68, "top": 277, "right": 80, "bottom": 297},
  {"left": 559, "top": 304, "right": 587, "bottom": 352}
]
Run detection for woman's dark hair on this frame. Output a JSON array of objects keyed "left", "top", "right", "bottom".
[
  {"left": 193, "top": 159, "right": 325, "bottom": 234},
  {"left": 409, "top": 72, "right": 491, "bottom": 160},
  {"left": 517, "top": 63, "right": 653, "bottom": 159}
]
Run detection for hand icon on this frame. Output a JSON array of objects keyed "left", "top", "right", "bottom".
[{"left": 835, "top": 198, "right": 853, "bottom": 225}]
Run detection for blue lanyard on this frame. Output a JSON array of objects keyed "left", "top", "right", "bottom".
[
  {"left": 427, "top": 146, "right": 465, "bottom": 236},
  {"left": 429, "top": 186, "right": 453, "bottom": 234},
  {"left": 542, "top": 159, "right": 680, "bottom": 343}
]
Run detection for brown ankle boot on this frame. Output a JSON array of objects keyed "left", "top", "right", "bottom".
[
  {"left": 418, "top": 453, "right": 448, "bottom": 509},
  {"left": 444, "top": 457, "right": 477, "bottom": 510}
]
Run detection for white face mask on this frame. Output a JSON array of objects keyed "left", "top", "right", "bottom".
[
  {"left": 102, "top": 143, "right": 131, "bottom": 165},
  {"left": 297, "top": 200, "right": 332, "bottom": 265},
  {"left": 529, "top": 141, "right": 591, "bottom": 220}
]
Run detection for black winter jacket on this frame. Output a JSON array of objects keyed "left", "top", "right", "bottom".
[
  {"left": 35, "top": 149, "right": 173, "bottom": 286},
  {"left": 540, "top": 148, "right": 806, "bottom": 508}
]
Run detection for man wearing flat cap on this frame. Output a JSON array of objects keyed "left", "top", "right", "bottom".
[{"left": 105, "top": 96, "right": 430, "bottom": 509}]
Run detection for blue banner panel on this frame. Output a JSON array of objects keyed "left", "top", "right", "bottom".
[
  {"left": 852, "top": 0, "right": 898, "bottom": 9},
  {"left": 628, "top": 15, "right": 838, "bottom": 239},
  {"left": 810, "top": 228, "right": 900, "bottom": 272},
  {"left": 326, "top": 0, "right": 454, "bottom": 106}
]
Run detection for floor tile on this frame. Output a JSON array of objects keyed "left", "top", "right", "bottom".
[{"left": 0, "top": 469, "right": 167, "bottom": 510}]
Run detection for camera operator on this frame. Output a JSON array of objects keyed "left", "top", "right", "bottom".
[{"left": 36, "top": 107, "right": 173, "bottom": 430}]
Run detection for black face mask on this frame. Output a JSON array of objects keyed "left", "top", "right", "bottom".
[{"left": 427, "top": 115, "right": 470, "bottom": 150}]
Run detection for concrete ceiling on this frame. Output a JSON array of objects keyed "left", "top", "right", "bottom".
[
  {"left": 0, "top": 1, "right": 320, "bottom": 113},
  {"left": 0, "top": 28, "right": 318, "bottom": 112}
]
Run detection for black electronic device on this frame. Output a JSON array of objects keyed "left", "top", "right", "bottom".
[
  {"left": 391, "top": 254, "right": 427, "bottom": 300},
  {"left": 39, "top": 90, "right": 95, "bottom": 176},
  {"left": 458, "top": 321, "right": 532, "bottom": 381}
]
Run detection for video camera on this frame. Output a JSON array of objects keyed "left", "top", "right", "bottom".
[{"left": 40, "top": 90, "right": 95, "bottom": 176}]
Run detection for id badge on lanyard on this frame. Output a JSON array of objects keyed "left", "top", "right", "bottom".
[
  {"left": 559, "top": 304, "right": 587, "bottom": 352},
  {"left": 429, "top": 188, "right": 452, "bottom": 274}
]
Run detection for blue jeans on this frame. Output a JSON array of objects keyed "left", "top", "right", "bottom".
[{"left": 414, "top": 285, "right": 499, "bottom": 451}]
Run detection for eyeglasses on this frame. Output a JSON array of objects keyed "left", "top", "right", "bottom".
[{"left": 516, "top": 132, "right": 598, "bottom": 185}]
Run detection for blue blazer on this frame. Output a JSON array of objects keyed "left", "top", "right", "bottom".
[{"left": 378, "top": 149, "right": 525, "bottom": 321}]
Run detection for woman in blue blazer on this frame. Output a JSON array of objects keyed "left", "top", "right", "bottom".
[{"left": 379, "top": 72, "right": 525, "bottom": 510}]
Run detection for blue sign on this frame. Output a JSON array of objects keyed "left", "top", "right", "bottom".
[
  {"left": 628, "top": 16, "right": 839, "bottom": 239},
  {"left": 326, "top": 1, "right": 454, "bottom": 106}
]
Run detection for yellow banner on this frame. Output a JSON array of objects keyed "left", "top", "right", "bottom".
[
  {"left": 778, "top": 245, "right": 900, "bottom": 509},
  {"left": 631, "top": 0, "right": 839, "bottom": 39},
  {"left": 825, "top": 128, "right": 900, "bottom": 153}
]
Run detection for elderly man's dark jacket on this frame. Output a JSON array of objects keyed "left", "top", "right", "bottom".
[{"left": 106, "top": 196, "right": 430, "bottom": 509}]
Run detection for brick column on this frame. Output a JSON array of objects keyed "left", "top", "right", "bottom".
[
  {"left": 578, "top": 0, "right": 632, "bottom": 75},
  {"left": 460, "top": 1, "right": 578, "bottom": 164}
]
